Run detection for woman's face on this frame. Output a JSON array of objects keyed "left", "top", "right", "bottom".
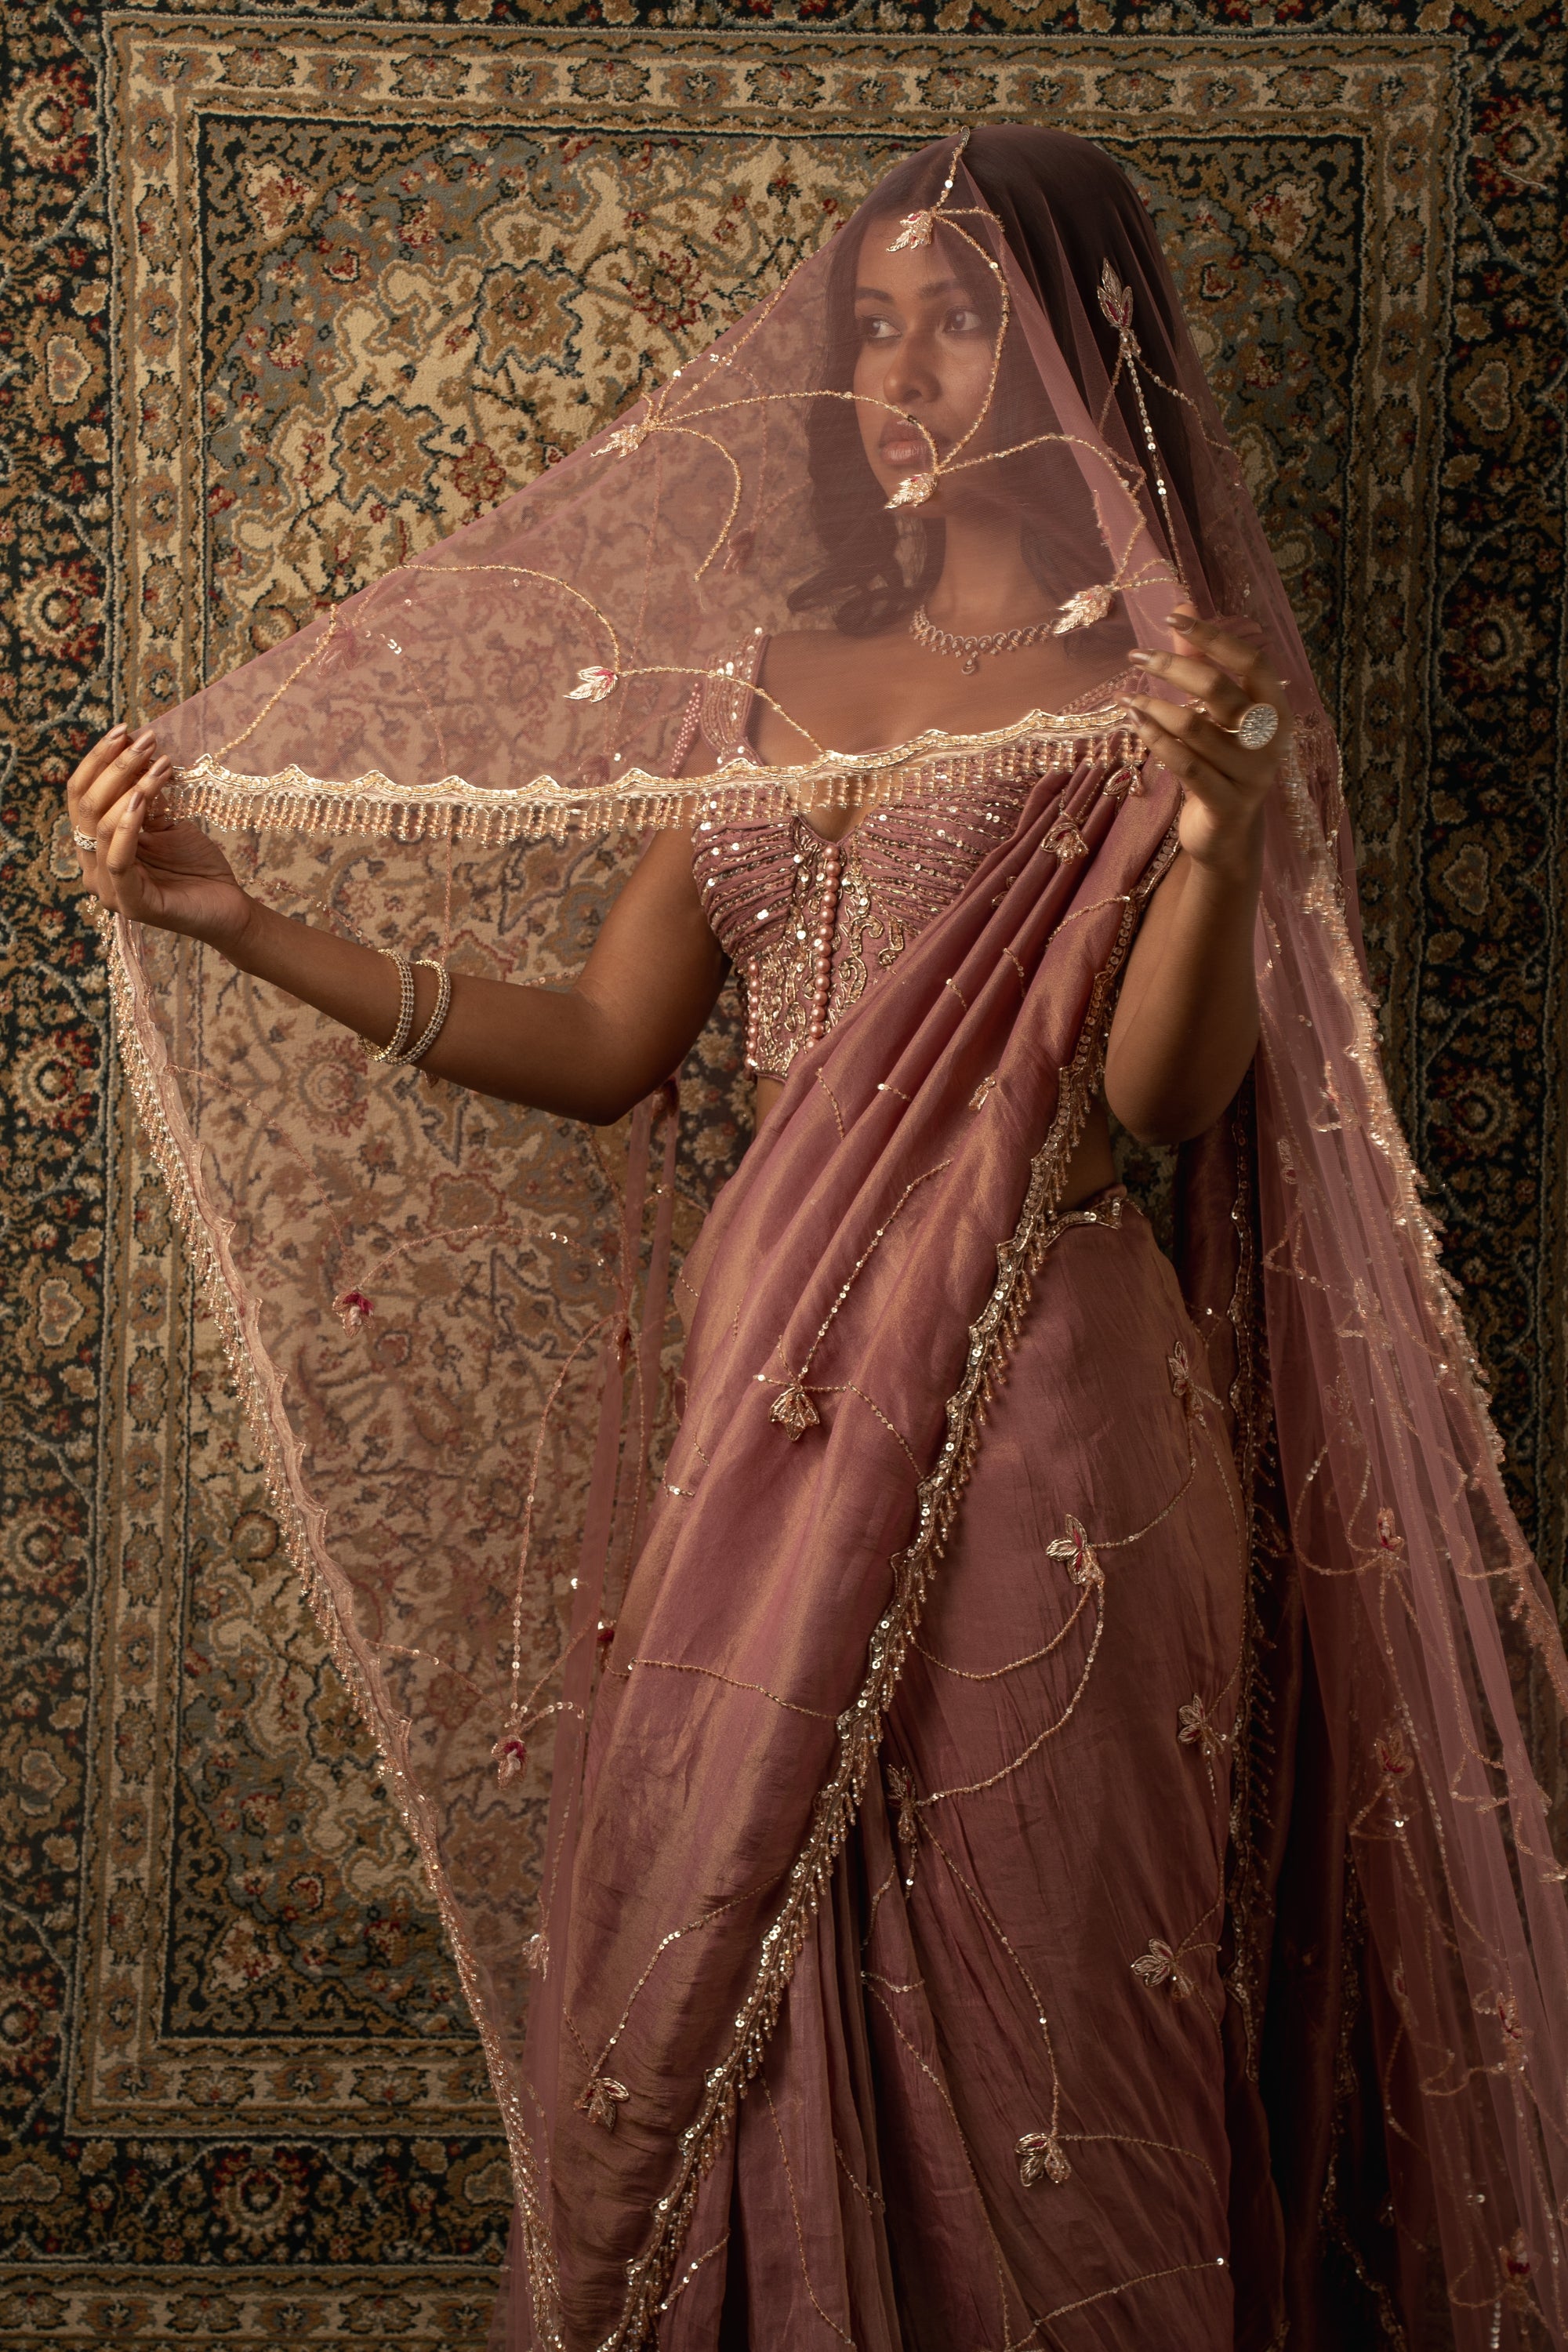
[{"left": 851, "top": 225, "right": 998, "bottom": 505}]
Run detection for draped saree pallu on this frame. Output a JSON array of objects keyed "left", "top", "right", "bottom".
[{"left": 100, "top": 127, "right": 1568, "bottom": 2351}]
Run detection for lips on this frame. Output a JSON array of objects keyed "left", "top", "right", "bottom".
[{"left": 879, "top": 419, "right": 941, "bottom": 468}]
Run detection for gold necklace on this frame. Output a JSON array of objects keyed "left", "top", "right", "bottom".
[{"left": 909, "top": 605, "right": 1056, "bottom": 677}]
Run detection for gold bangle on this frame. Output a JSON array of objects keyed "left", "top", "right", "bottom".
[
  {"left": 405, "top": 959, "right": 452, "bottom": 1065},
  {"left": 367, "top": 952, "right": 416, "bottom": 1061}
]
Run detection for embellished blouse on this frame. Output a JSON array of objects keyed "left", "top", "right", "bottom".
[{"left": 693, "top": 633, "right": 1067, "bottom": 1083}]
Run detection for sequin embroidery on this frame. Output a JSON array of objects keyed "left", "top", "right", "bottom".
[{"left": 693, "top": 637, "right": 1047, "bottom": 1080}]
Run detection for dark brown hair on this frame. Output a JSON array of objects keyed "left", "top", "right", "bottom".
[{"left": 789, "top": 131, "right": 1200, "bottom": 636}]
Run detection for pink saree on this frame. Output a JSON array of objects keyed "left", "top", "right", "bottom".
[{"left": 105, "top": 129, "right": 1568, "bottom": 2349}]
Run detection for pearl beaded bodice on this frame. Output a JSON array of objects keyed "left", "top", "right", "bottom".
[{"left": 692, "top": 638, "right": 1047, "bottom": 1082}]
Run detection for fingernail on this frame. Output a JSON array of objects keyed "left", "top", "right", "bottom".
[
  {"left": 133, "top": 728, "right": 157, "bottom": 751},
  {"left": 1128, "top": 649, "right": 1161, "bottom": 662},
  {"left": 148, "top": 756, "right": 172, "bottom": 780},
  {"left": 106, "top": 722, "right": 129, "bottom": 743},
  {"left": 1165, "top": 608, "right": 1203, "bottom": 626}
]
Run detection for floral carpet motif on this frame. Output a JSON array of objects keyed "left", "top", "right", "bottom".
[{"left": 2, "top": 5, "right": 1563, "bottom": 2344}]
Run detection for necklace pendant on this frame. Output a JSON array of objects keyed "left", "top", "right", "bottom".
[{"left": 961, "top": 652, "right": 980, "bottom": 677}]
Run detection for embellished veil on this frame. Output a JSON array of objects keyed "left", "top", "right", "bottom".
[{"left": 106, "top": 129, "right": 1568, "bottom": 2348}]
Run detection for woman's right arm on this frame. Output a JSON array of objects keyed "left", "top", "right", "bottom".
[{"left": 67, "top": 728, "right": 728, "bottom": 1126}]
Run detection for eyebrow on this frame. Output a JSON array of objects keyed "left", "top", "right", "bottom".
[{"left": 854, "top": 276, "right": 971, "bottom": 303}]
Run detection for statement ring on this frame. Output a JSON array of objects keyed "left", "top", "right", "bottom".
[
  {"left": 1221, "top": 702, "right": 1279, "bottom": 751},
  {"left": 72, "top": 828, "right": 98, "bottom": 854}
]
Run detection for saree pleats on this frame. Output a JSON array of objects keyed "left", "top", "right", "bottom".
[{"left": 657, "top": 1201, "right": 1244, "bottom": 2350}]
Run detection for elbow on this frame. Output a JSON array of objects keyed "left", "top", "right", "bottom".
[
  {"left": 585, "top": 1090, "right": 644, "bottom": 1128},
  {"left": 1114, "top": 1108, "right": 1216, "bottom": 1149},
  {"left": 1104, "top": 1029, "right": 1259, "bottom": 1150},
  {"left": 1104, "top": 1064, "right": 1238, "bottom": 1149},
  {"left": 554, "top": 1068, "right": 662, "bottom": 1127},
  {"left": 1104, "top": 1080, "right": 1243, "bottom": 1149},
  {"left": 479, "top": 1072, "right": 644, "bottom": 1124}
]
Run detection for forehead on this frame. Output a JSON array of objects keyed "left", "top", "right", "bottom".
[
  {"left": 854, "top": 260, "right": 971, "bottom": 304},
  {"left": 851, "top": 222, "right": 990, "bottom": 306}
]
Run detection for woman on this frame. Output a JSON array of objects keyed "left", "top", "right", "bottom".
[{"left": 67, "top": 129, "right": 1568, "bottom": 2350}]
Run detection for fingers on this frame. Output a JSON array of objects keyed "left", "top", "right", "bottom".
[
  {"left": 1167, "top": 607, "right": 1288, "bottom": 717},
  {"left": 71, "top": 731, "right": 169, "bottom": 883},
  {"left": 77, "top": 730, "right": 160, "bottom": 824},
  {"left": 1128, "top": 648, "right": 1249, "bottom": 728},
  {"left": 67, "top": 724, "right": 131, "bottom": 808},
  {"left": 1126, "top": 604, "right": 1290, "bottom": 792},
  {"left": 1125, "top": 688, "right": 1265, "bottom": 793},
  {"left": 1127, "top": 699, "right": 1249, "bottom": 813},
  {"left": 103, "top": 783, "right": 148, "bottom": 891}
]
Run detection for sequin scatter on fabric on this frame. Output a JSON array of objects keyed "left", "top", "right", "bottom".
[{"left": 693, "top": 637, "right": 1048, "bottom": 1080}]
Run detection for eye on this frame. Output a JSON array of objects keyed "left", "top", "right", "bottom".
[
  {"left": 857, "top": 312, "right": 898, "bottom": 343},
  {"left": 943, "top": 306, "right": 985, "bottom": 336}
]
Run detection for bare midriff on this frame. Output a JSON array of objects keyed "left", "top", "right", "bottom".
[{"left": 750, "top": 1076, "right": 1119, "bottom": 1210}]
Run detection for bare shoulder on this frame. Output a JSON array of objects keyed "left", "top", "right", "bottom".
[{"left": 757, "top": 626, "right": 860, "bottom": 693}]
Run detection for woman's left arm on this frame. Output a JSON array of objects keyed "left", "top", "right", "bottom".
[{"left": 1102, "top": 611, "right": 1290, "bottom": 1146}]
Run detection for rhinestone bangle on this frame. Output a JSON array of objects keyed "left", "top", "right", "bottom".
[
  {"left": 404, "top": 960, "right": 452, "bottom": 1066},
  {"left": 368, "top": 952, "right": 416, "bottom": 1062}
]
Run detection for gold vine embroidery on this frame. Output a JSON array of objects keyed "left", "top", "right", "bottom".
[{"left": 603, "top": 828, "right": 1180, "bottom": 2347}]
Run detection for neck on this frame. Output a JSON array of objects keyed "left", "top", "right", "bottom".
[{"left": 922, "top": 516, "right": 1050, "bottom": 634}]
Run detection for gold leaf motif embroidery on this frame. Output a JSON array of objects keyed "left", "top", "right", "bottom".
[
  {"left": 884, "top": 1762, "right": 919, "bottom": 1889},
  {"left": 887, "top": 209, "right": 935, "bottom": 252},
  {"left": 1098, "top": 259, "right": 1138, "bottom": 347},
  {"left": 769, "top": 1374, "right": 821, "bottom": 1439},
  {"left": 1015, "top": 2129, "right": 1073, "bottom": 2187},
  {"left": 1177, "top": 1693, "right": 1232, "bottom": 1764},
  {"left": 565, "top": 665, "right": 617, "bottom": 702},
  {"left": 1500, "top": 2228, "right": 1535, "bottom": 2310},
  {"left": 601, "top": 418, "right": 651, "bottom": 459},
  {"left": 1045, "top": 1515, "right": 1102, "bottom": 1588},
  {"left": 579, "top": 2073, "right": 630, "bottom": 2131},
  {"left": 1052, "top": 583, "right": 1116, "bottom": 635},
  {"left": 970, "top": 1073, "right": 999, "bottom": 1112},
  {"left": 1167, "top": 1340, "right": 1205, "bottom": 1424},
  {"left": 1480, "top": 1990, "right": 1528, "bottom": 2076},
  {"left": 1043, "top": 810, "right": 1088, "bottom": 861},
  {"left": 1132, "top": 1937, "right": 1194, "bottom": 1998},
  {"left": 1311, "top": 1062, "right": 1359, "bottom": 1134},
  {"left": 525, "top": 1931, "right": 548, "bottom": 1977},
  {"left": 884, "top": 470, "right": 935, "bottom": 511},
  {"left": 1103, "top": 758, "right": 1146, "bottom": 802},
  {"left": 492, "top": 1733, "right": 528, "bottom": 1785}
]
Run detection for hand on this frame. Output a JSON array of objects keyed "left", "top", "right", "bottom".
[
  {"left": 1123, "top": 610, "right": 1292, "bottom": 882},
  {"left": 67, "top": 725, "right": 254, "bottom": 954}
]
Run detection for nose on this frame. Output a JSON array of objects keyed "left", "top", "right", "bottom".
[{"left": 880, "top": 328, "right": 942, "bottom": 413}]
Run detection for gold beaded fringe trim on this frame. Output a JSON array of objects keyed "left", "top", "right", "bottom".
[
  {"left": 166, "top": 713, "right": 1141, "bottom": 845},
  {"left": 601, "top": 833, "right": 1178, "bottom": 2352}
]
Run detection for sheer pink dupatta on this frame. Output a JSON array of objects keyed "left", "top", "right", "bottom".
[
  {"left": 976, "top": 130, "right": 1568, "bottom": 2339},
  {"left": 100, "top": 127, "right": 1568, "bottom": 2349},
  {"left": 1254, "top": 740, "right": 1568, "bottom": 2336}
]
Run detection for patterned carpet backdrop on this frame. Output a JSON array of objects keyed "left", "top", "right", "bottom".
[{"left": 1, "top": 2, "right": 1563, "bottom": 2343}]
